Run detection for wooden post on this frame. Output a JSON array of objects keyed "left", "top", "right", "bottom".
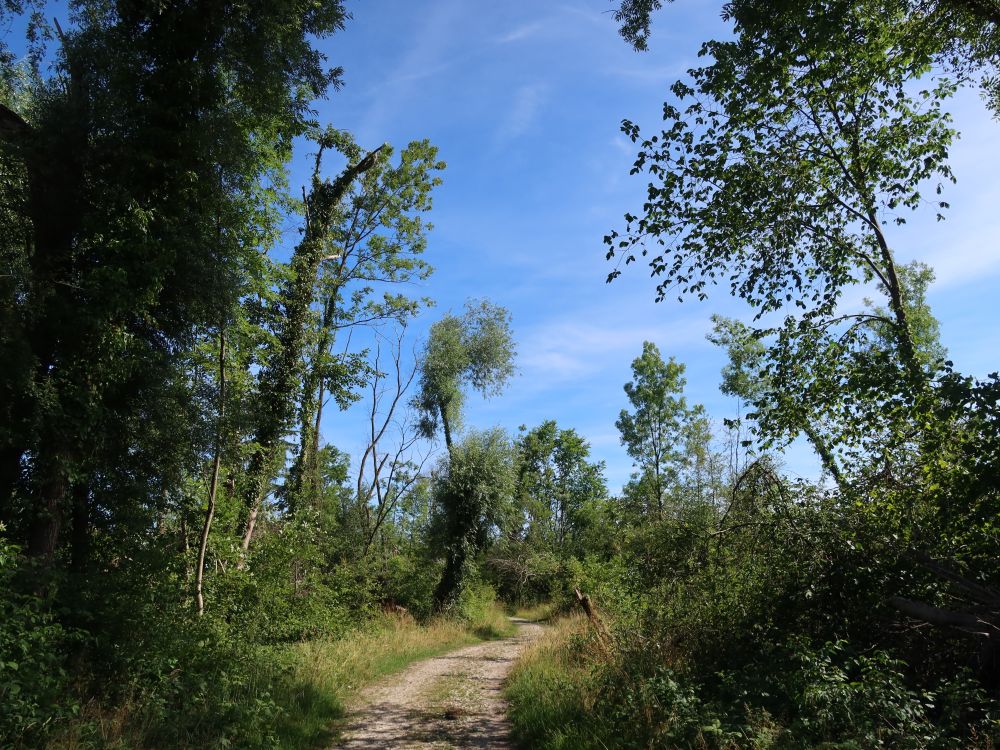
[{"left": 574, "top": 588, "right": 611, "bottom": 647}]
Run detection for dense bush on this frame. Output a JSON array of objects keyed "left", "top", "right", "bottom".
[{"left": 0, "top": 534, "right": 78, "bottom": 747}]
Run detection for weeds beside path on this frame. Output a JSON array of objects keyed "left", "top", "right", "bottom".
[
  {"left": 334, "top": 617, "right": 544, "bottom": 749},
  {"left": 275, "top": 603, "right": 516, "bottom": 749}
]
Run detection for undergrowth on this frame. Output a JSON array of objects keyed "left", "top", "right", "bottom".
[
  {"left": 507, "top": 611, "right": 1000, "bottom": 750},
  {"left": 39, "top": 596, "right": 511, "bottom": 750}
]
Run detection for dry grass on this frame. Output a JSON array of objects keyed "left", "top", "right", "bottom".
[
  {"left": 512, "top": 600, "right": 561, "bottom": 622},
  {"left": 290, "top": 612, "right": 482, "bottom": 699},
  {"left": 277, "top": 604, "right": 512, "bottom": 747},
  {"left": 45, "top": 605, "right": 513, "bottom": 750}
]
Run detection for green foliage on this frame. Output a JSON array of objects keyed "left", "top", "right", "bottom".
[
  {"left": 605, "top": 0, "right": 966, "bottom": 497},
  {"left": 0, "top": 5, "right": 459, "bottom": 747},
  {"left": 414, "top": 299, "right": 516, "bottom": 449},
  {"left": 515, "top": 421, "right": 609, "bottom": 552},
  {"left": 454, "top": 580, "right": 515, "bottom": 639},
  {"left": 285, "top": 136, "right": 443, "bottom": 513},
  {"left": 431, "top": 428, "right": 517, "bottom": 608},
  {"left": 0, "top": 533, "right": 77, "bottom": 747}
]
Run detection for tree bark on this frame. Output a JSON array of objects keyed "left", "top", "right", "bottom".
[
  {"left": 69, "top": 480, "right": 90, "bottom": 573},
  {"left": 802, "top": 424, "right": 846, "bottom": 489},
  {"left": 439, "top": 398, "right": 453, "bottom": 452},
  {"left": 196, "top": 327, "right": 225, "bottom": 616},
  {"left": 238, "top": 145, "right": 384, "bottom": 551},
  {"left": 890, "top": 596, "right": 993, "bottom": 634}
]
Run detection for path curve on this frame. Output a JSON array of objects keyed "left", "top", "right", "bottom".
[{"left": 335, "top": 618, "right": 543, "bottom": 749}]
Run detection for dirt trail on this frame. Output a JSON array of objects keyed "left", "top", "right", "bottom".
[{"left": 335, "top": 618, "right": 543, "bottom": 749}]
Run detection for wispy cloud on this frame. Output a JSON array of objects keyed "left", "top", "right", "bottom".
[
  {"left": 355, "top": 0, "right": 464, "bottom": 142},
  {"left": 496, "top": 82, "right": 549, "bottom": 141},
  {"left": 923, "top": 241, "right": 1000, "bottom": 288},
  {"left": 519, "top": 315, "right": 710, "bottom": 388},
  {"left": 496, "top": 21, "right": 545, "bottom": 44}
]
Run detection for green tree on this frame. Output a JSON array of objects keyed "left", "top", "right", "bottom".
[
  {"left": 431, "top": 428, "right": 516, "bottom": 609},
  {"left": 0, "top": 0, "right": 350, "bottom": 564},
  {"left": 414, "top": 299, "right": 516, "bottom": 451},
  {"left": 606, "top": 0, "right": 1000, "bottom": 696},
  {"left": 285, "top": 136, "right": 443, "bottom": 514},
  {"left": 238, "top": 131, "right": 384, "bottom": 553},
  {"left": 605, "top": 0, "right": 966, "bottom": 493},
  {"left": 616, "top": 342, "right": 692, "bottom": 515},
  {"left": 515, "top": 420, "right": 608, "bottom": 552}
]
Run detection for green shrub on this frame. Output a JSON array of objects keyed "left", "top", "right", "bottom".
[{"left": 0, "top": 534, "right": 78, "bottom": 748}]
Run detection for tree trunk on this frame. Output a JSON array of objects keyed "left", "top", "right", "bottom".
[
  {"left": 286, "top": 321, "right": 335, "bottom": 513},
  {"left": 867, "top": 212, "right": 924, "bottom": 388},
  {"left": 439, "top": 398, "right": 453, "bottom": 452},
  {"left": 238, "top": 145, "right": 384, "bottom": 551},
  {"left": 803, "top": 424, "right": 846, "bottom": 490},
  {"left": 196, "top": 327, "right": 225, "bottom": 616},
  {"left": 434, "top": 544, "right": 466, "bottom": 610},
  {"left": 69, "top": 480, "right": 90, "bottom": 573},
  {"left": 10, "top": 62, "right": 88, "bottom": 563},
  {"left": 27, "top": 453, "right": 71, "bottom": 561}
]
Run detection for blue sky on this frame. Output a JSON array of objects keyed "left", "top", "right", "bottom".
[{"left": 302, "top": 0, "right": 1000, "bottom": 494}]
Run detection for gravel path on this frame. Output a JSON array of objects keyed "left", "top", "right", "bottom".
[{"left": 335, "top": 618, "right": 543, "bottom": 749}]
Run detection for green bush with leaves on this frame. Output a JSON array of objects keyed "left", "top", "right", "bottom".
[{"left": 0, "top": 535, "right": 77, "bottom": 747}]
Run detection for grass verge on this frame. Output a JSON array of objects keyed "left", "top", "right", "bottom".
[
  {"left": 275, "top": 603, "right": 513, "bottom": 748},
  {"left": 44, "top": 603, "right": 514, "bottom": 750},
  {"left": 505, "top": 613, "right": 609, "bottom": 750}
]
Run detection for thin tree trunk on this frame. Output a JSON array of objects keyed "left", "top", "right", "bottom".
[
  {"left": 240, "top": 504, "right": 259, "bottom": 553},
  {"left": 867, "top": 211, "right": 923, "bottom": 387},
  {"left": 803, "top": 424, "right": 846, "bottom": 490},
  {"left": 196, "top": 327, "right": 226, "bottom": 616},
  {"left": 439, "top": 399, "right": 453, "bottom": 452},
  {"left": 310, "top": 377, "right": 325, "bottom": 489}
]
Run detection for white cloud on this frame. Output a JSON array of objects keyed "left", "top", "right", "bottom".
[
  {"left": 519, "top": 314, "right": 710, "bottom": 388},
  {"left": 496, "top": 82, "right": 548, "bottom": 141},
  {"left": 496, "top": 21, "right": 545, "bottom": 44}
]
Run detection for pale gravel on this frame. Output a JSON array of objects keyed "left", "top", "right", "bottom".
[{"left": 334, "top": 618, "right": 544, "bottom": 750}]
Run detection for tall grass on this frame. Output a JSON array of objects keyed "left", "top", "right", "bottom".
[
  {"left": 511, "top": 600, "right": 561, "bottom": 622},
  {"left": 505, "top": 614, "right": 609, "bottom": 750},
  {"left": 46, "top": 602, "right": 513, "bottom": 750},
  {"left": 274, "top": 612, "right": 492, "bottom": 748}
]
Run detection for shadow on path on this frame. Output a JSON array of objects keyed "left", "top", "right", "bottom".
[{"left": 335, "top": 618, "right": 543, "bottom": 750}]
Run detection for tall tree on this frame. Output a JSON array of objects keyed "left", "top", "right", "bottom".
[
  {"left": 431, "top": 428, "right": 515, "bottom": 609},
  {"left": 414, "top": 299, "right": 516, "bottom": 451},
  {"left": 0, "top": 0, "right": 350, "bottom": 563},
  {"left": 239, "top": 132, "right": 384, "bottom": 552},
  {"left": 616, "top": 342, "right": 692, "bottom": 515},
  {"left": 285, "top": 136, "right": 443, "bottom": 513},
  {"left": 605, "top": 0, "right": 963, "bottom": 486}
]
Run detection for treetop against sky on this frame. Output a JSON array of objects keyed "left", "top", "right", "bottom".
[
  {"left": 293, "top": 0, "right": 1000, "bottom": 492},
  {"left": 10, "top": 0, "right": 993, "bottom": 491}
]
